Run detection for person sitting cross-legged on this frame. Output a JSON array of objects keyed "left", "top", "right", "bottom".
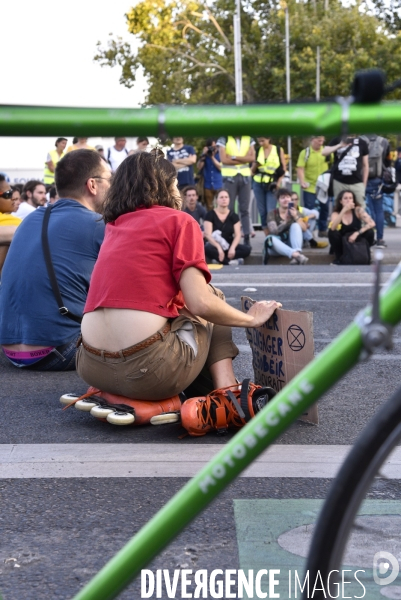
[
  {"left": 329, "top": 190, "right": 375, "bottom": 265},
  {"left": 291, "top": 191, "right": 328, "bottom": 249},
  {"left": 263, "top": 188, "right": 309, "bottom": 265},
  {"left": 0, "top": 150, "right": 109, "bottom": 370},
  {"left": 204, "top": 189, "right": 251, "bottom": 265}
]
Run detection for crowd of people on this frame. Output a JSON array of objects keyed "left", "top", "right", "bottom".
[{"left": 1, "top": 132, "right": 399, "bottom": 270}]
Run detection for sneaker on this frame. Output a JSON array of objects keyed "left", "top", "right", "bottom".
[
  {"left": 376, "top": 239, "right": 387, "bottom": 249},
  {"left": 318, "top": 230, "right": 328, "bottom": 238},
  {"left": 330, "top": 260, "right": 341, "bottom": 265},
  {"left": 296, "top": 253, "right": 309, "bottom": 265},
  {"left": 289, "top": 258, "right": 298, "bottom": 265},
  {"left": 228, "top": 258, "right": 244, "bottom": 266},
  {"left": 180, "top": 380, "right": 276, "bottom": 436},
  {"left": 62, "top": 387, "right": 183, "bottom": 426}
]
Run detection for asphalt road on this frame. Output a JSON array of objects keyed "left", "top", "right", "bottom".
[{"left": 1, "top": 265, "right": 400, "bottom": 599}]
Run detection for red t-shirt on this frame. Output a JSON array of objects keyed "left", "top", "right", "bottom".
[{"left": 84, "top": 205, "right": 211, "bottom": 318}]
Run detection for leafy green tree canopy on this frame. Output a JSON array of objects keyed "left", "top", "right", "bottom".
[{"left": 95, "top": 0, "right": 401, "bottom": 106}]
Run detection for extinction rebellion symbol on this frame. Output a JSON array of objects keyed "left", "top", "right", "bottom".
[{"left": 287, "top": 324, "right": 305, "bottom": 352}]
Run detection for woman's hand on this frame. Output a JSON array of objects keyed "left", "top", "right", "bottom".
[
  {"left": 341, "top": 200, "right": 355, "bottom": 214},
  {"left": 217, "top": 246, "right": 225, "bottom": 263},
  {"left": 348, "top": 231, "right": 359, "bottom": 244},
  {"left": 247, "top": 300, "right": 282, "bottom": 328},
  {"left": 227, "top": 246, "right": 236, "bottom": 260}
]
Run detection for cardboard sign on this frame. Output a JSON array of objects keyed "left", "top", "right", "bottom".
[{"left": 241, "top": 297, "right": 318, "bottom": 425}]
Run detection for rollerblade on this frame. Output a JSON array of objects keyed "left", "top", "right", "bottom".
[
  {"left": 180, "top": 378, "right": 276, "bottom": 437},
  {"left": 60, "top": 387, "right": 183, "bottom": 426}
]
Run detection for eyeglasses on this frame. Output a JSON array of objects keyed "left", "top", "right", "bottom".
[
  {"left": 0, "top": 190, "right": 13, "bottom": 200},
  {"left": 89, "top": 176, "right": 112, "bottom": 183}
]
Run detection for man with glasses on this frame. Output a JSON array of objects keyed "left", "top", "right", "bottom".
[{"left": 0, "top": 150, "right": 109, "bottom": 371}]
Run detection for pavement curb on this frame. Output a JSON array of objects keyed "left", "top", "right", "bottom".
[{"left": 244, "top": 251, "right": 401, "bottom": 266}]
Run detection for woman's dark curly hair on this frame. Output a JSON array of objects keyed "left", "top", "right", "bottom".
[
  {"left": 102, "top": 149, "right": 181, "bottom": 223},
  {"left": 333, "top": 189, "right": 360, "bottom": 213}
]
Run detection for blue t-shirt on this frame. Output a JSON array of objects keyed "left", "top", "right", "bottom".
[
  {"left": 202, "top": 151, "right": 223, "bottom": 190},
  {"left": 167, "top": 145, "right": 196, "bottom": 186},
  {"left": 184, "top": 202, "right": 207, "bottom": 230},
  {"left": 0, "top": 199, "right": 105, "bottom": 346}
]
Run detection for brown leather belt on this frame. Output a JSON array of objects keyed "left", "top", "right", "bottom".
[{"left": 81, "top": 322, "right": 171, "bottom": 359}]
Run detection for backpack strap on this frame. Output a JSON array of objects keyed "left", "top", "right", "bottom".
[{"left": 41, "top": 205, "right": 82, "bottom": 324}]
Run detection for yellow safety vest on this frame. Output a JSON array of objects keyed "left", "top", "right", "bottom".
[
  {"left": 44, "top": 149, "right": 64, "bottom": 184},
  {"left": 221, "top": 136, "right": 252, "bottom": 177},
  {"left": 253, "top": 145, "right": 281, "bottom": 183}
]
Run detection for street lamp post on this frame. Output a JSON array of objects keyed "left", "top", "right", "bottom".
[
  {"left": 285, "top": 4, "right": 292, "bottom": 179},
  {"left": 234, "top": 0, "right": 243, "bottom": 105}
]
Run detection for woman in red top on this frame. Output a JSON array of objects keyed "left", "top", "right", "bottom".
[{"left": 77, "top": 150, "right": 281, "bottom": 402}]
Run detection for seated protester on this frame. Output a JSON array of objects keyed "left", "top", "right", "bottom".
[
  {"left": 10, "top": 186, "right": 22, "bottom": 213},
  {"left": 265, "top": 188, "right": 309, "bottom": 265},
  {"left": 0, "top": 177, "right": 22, "bottom": 274},
  {"left": 76, "top": 150, "right": 281, "bottom": 404},
  {"left": 204, "top": 189, "right": 251, "bottom": 265},
  {"left": 291, "top": 191, "right": 328, "bottom": 249},
  {"left": 13, "top": 180, "right": 47, "bottom": 220},
  {"left": 0, "top": 150, "right": 109, "bottom": 371},
  {"left": 329, "top": 190, "right": 375, "bottom": 265},
  {"left": 182, "top": 186, "right": 207, "bottom": 230}
]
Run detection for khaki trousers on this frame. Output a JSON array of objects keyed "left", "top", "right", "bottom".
[{"left": 76, "top": 313, "right": 238, "bottom": 401}]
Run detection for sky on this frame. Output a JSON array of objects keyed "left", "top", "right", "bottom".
[{"left": 1, "top": 1, "right": 148, "bottom": 170}]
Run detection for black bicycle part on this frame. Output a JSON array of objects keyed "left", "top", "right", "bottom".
[
  {"left": 351, "top": 69, "right": 386, "bottom": 104},
  {"left": 302, "top": 384, "right": 401, "bottom": 599}
]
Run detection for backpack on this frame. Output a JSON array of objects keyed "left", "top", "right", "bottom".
[
  {"left": 341, "top": 233, "right": 371, "bottom": 265},
  {"left": 315, "top": 144, "right": 354, "bottom": 204},
  {"left": 361, "top": 135, "right": 389, "bottom": 179}
]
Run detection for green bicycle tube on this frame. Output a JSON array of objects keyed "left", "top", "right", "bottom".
[
  {"left": 1, "top": 102, "right": 401, "bottom": 137},
  {"left": 72, "top": 276, "right": 401, "bottom": 600}
]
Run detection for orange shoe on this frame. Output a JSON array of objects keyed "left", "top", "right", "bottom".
[
  {"left": 180, "top": 379, "right": 276, "bottom": 437},
  {"left": 60, "top": 387, "right": 183, "bottom": 426}
]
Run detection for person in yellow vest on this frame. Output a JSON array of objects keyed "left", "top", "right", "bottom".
[
  {"left": 216, "top": 136, "right": 256, "bottom": 245},
  {"left": 44, "top": 138, "right": 67, "bottom": 185},
  {"left": 251, "top": 137, "right": 286, "bottom": 235}
]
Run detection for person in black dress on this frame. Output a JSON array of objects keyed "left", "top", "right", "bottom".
[
  {"left": 329, "top": 190, "right": 375, "bottom": 265},
  {"left": 203, "top": 189, "right": 251, "bottom": 265}
]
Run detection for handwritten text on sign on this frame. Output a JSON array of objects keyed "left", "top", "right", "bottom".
[{"left": 241, "top": 297, "right": 318, "bottom": 424}]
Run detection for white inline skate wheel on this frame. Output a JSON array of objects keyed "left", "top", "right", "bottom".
[
  {"left": 150, "top": 412, "right": 180, "bottom": 425},
  {"left": 60, "top": 393, "right": 80, "bottom": 406},
  {"left": 90, "top": 405, "right": 115, "bottom": 419},
  {"left": 75, "top": 399, "right": 100, "bottom": 412},
  {"left": 106, "top": 411, "right": 135, "bottom": 426}
]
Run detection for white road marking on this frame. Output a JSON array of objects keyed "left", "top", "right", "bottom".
[
  {"left": 1, "top": 444, "right": 401, "bottom": 479},
  {"left": 236, "top": 344, "right": 401, "bottom": 360},
  {"left": 217, "top": 283, "right": 374, "bottom": 287}
]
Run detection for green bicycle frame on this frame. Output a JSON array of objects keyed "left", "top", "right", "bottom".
[
  {"left": 1, "top": 101, "right": 401, "bottom": 137},
  {"left": 71, "top": 264, "right": 401, "bottom": 600}
]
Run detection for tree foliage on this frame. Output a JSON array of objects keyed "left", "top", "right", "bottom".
[{"left": 95, "top": 0, "right": 401, "bottom": 106}]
